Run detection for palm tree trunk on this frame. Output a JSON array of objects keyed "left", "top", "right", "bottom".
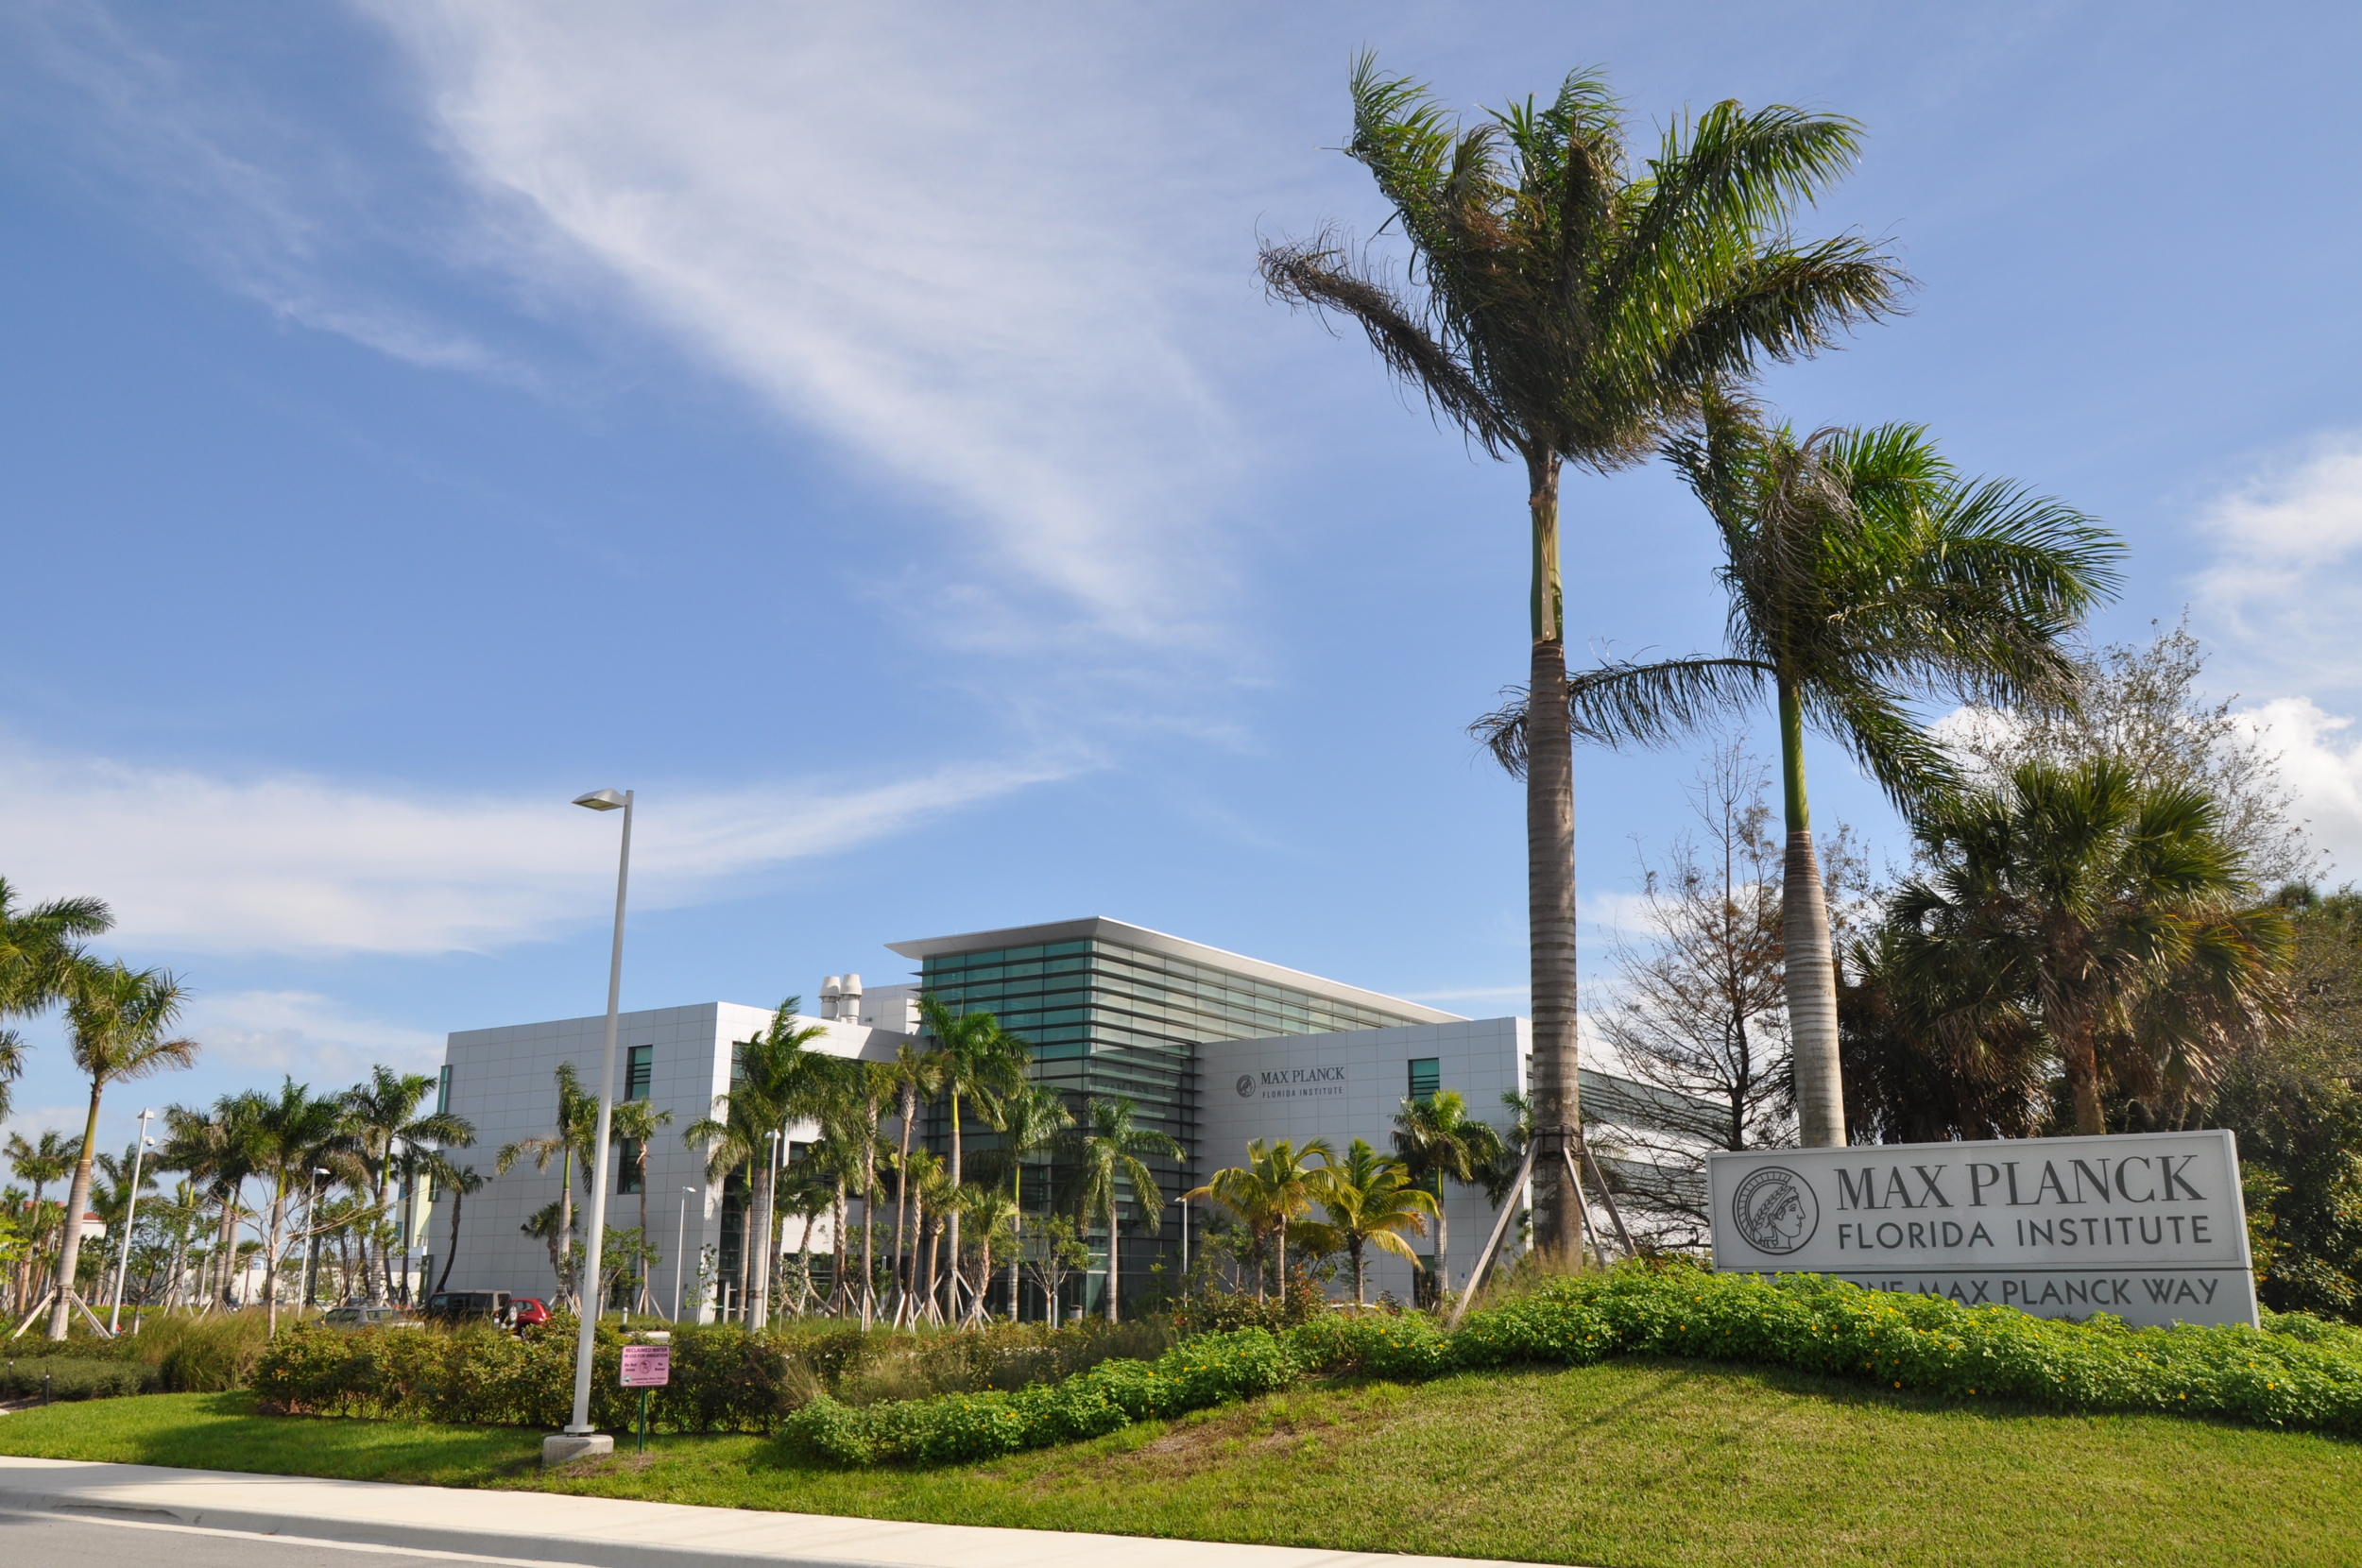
[
  {"left": 637, "top": 1156, "right": 653, "bottom": 1312},
  {"left": 1275, "top": 1218, "right": 1288, "bottom": 1303},
  {"left": 892, "top": 1084, "right": 916, "bottom": 1323},
  {"left": 1351, "top": 1238, "right": 1366, "bottom": 1306},
  {"left": 1779, "top": 677, "right": 1847, "bottom": 1148},
  {"left": 556, "top": 1148, "right": 575, "bottom": 1307},
  {"left": 435, "top": 1188, "right": 464, "bottom": 1296},
  {"left": 1525, "top": 449, "right": 1582, "bottom": 1254},
  {"left": 1432, "top": 1184, "right": 1450, "bottom": 1301},
  {"left": 265, "top": 1179, "right": 289, "bottom": 1337},
  {"left": 946, "top": 1093, "right": 964, "bottom": 1321},
  {"left": 753, "top": 1155, "right": 778, "bottom": 1328},
  {"left": 860, "top": 1096, "right": 880, "bottom": 1329},
  {"left": 1104, "top": 1197, "right": 1120, "bottom": 1324},
  {"left": 1007, "top": 1167, "right": 1022, "bottom": 1321},
  {"left": 44, "top": 1087, "right": 105, "bottom": 1339},
  {"left": 2064, "top": 1029, "right": 2107, "bottom": 1135}
]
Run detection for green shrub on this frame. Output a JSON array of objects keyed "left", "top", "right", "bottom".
[
  {"left": 779, "top": 1327, "right": 1299, "bottom": 1465},
  {"left": 790, "top": 1264, "right": 2362, "bottom": 1467},
  {"left": 0, "top": 1356, "right": 159, "bottom": 1400},
  {"left": 2, "top": 1312, "right": 273, "bottom": 1391}
]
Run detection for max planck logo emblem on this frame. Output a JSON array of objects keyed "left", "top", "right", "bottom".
[
  {"left": 1236, "top": 1073, "right": 1256, "bottom": 1098},
  {"left": 1732, "top": 1166, "right": 1819, "bottom": 1254}
]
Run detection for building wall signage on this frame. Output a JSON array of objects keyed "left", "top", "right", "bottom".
[
  {"left": 1707, "top": 1130, "right": 2258, "bottom": 1329},
  {"left": 1234, "top": 1063, "right": 1349, "bottom": 1102}
]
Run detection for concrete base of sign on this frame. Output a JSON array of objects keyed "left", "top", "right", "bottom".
[{"left": 539, "top": 1432, "right": 612, "bottom": 1466}]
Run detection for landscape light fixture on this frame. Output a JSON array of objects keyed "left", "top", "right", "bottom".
[{"left": 551, "top": 786, "right": 634, "bottom": 1465}]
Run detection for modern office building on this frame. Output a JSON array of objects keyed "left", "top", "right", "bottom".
[{"left": 427, "top": 915, "right": 1705, "bottom": 1317}]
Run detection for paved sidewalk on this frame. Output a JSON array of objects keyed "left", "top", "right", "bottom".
[{"left": 0, "top": 1456, "right": 1538, "bottom": 1568}]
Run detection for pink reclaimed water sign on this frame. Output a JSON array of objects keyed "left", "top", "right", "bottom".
[{"left": 619, "top": 1345, "right": 671, "bottom": 1388}]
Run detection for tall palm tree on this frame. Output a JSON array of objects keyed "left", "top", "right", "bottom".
[
  {"left": 241, "top": 1076, "right": 345, "bottom": 1334},
  {"left": 605, "top": 1097, "right": 675, "bottom": 1312},
  {"left": 495, "top": 1062, "right": 598, "bottom": 1304},
  {"left": 340, "top": 1066, "right": 475, "bottom": 1304},
  {"left": 684, "top": 997, "right": 829, "bottom": 1328},
  {"left": 0, "top": 879, "right": 112, "bottom": 1125},
  {"left": 1889, "top": 758, "right": 2291, "bottom": 1135},
  {"left": 163, "top": 1097, "right": 264, "bottom": 1311},
  {"left": 1262, "top": 59, "right": 1905, "bottom": 1248},
  {"left": 957, "top": 1185, "right": 1020, "bottom": 1325},
  {"left": 1489, "top": 394, "right": 2121, "bottom": 1144},
  {"left": 6, "top": 1131, "right": 73, "bottom": 1308},
  {"left": 883, "top": 1036, "right": 941, "bottom": 1323},
  {"left": 46, "top": 963, "right": 199, "bottom": 1338},
  {"left": 917, "top": 997, "right": 1029, "bottom": 1321},
  {"left": 1187, "top": 1136, "right": 1334, "bottom": 1302},
  {"left": 431, "top": 1161, "right": 486, "bottom": 1297},
  {"left": 984, "top": 1082, "right": 1072, "bottom": 1319},
  {"left": 1309, "top": 1139, "right": 1439, "bottom": 1306},
  {"left": 1059, "top": 1098, "right": 1182, "bottom": 1323},
  {"left": 1390, "top": 1091, "right": 1504, "bottom": 1299}
]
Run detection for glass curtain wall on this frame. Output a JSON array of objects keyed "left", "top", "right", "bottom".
[{"left": 919, "top": 936, "right": 1424, "bottom": 1317}]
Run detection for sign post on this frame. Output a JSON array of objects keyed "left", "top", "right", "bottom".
[
  {"left": 1707, "top": 1129, "right": 2258, "bottom": 1329},
  {"left": 619, "top": 1342, "right": 671, "bottom": 1454}
]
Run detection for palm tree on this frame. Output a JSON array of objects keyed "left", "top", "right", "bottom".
[
  {"left": 1261, "top": 58, "right": 1905, "bottom": 1249},
  {"left": 1390, "top": 1091, "right": 1505, "bottom": 1300},
  {"left": 495, "top": 1062, "right": 598, "bottom": 1304},
  {"left": 45, "top": 963, "right": 199, "bottom": 1338},
  {"left": 244, "top": 1077, "right": 345, "bottom": 1334},
  {"left": 883, "top": 1036, "right": 940, "bottom": 1324},
  {"left": 684, "top": 997, "right": 829, "bottom": 1328},
  {"left": 340, "top": 1065, "right": 475, "bottom": 1303},
  {"left": 1186, "top": 1136, "right": 1333, "bottom": 1302},
  {"left": 1059, "top": 1098, "right": 1182, "bottom": 1323},
  {"left": 984, "top": 1082, "right": 1072, "bottom": 1319},
  {"left": 1889, "top": 758, "right": 2291, "bottom": 1135},
  {"left": 162, "top": 1098, "right": 262, "bottom": 1311},
  {"left": 430, "top": 1161, "right": 486, "bottom": 1297},
  {"left": 7, "top": 1131, "right": 73, "bottom": 1309},
  {"left": 1489, "top": 393, "right": 2121, "bottom": 1144},
  {"left": 957, "top": 1185, "right": 1020, "bottom": 1325},
  {"left": 917, "top": 997, "right": 1029, "bottom": 1322},
  {"left": 1309, "top": 1139, "right": 1438, "bottom": 1306},
  {"left": 0, "top": 879, "right": 112, "bottom": 1125},
  {"left": 605, "top": 1097, "right": 675, "bottom": 1311}
]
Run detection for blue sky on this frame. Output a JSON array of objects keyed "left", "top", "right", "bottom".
[{"left": 5, "top": 1, "right": 2360, "bottom": 1158}]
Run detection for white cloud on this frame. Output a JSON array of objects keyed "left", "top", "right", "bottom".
[
  {"left": 184, "top": 990, "right": 445, "bottom": 1081},
  {"left": 348, "top": 3, "right": 1261, "bottom": 648},
  {"left": 0, "top": 740, "right": 1086, "bottom": 957},
  {"left": 2193, "top": 434, "right": 2362, "bottom": 689},
  {"left": 2234, "top": 697, "right": 2362, "bottom": 880}
]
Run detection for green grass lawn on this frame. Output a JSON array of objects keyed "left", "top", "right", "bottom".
[{"left": 2, "top": 1361, "right": 2355, "bottom": 1568}]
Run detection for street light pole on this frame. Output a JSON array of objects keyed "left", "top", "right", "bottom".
[
  {"left": 107, "top": 1110, "right": 155, "bottom": 1335},
  {"left": 555, "top": 787, "right": 632, "bottom": 1460},
  {"left": 674, "top": 1186, "right": 696, "bottom": 1321}
]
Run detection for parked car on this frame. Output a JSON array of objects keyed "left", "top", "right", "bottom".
[
  {"left": 423, "top": 1289, "right": 511, "bottom": 1325},
  {"left": 319, "top": 1304, "right": 419, "bottom": 1331},
  {"left": 510, "top": 1297, "right": 552, "bottom": 1327}
]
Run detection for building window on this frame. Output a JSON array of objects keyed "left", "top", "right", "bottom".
[
  {"left": 625, "top": 1044, "right": 653, "bottom": 1102},
  {"left": 618, "top": 1142, "right": 643, "bottom": 1194},
  {"left": 1408, "top": 1058, "right": 1440, "bottom": 1104},
  {"left": 436, "top": 1065, "right": 453, "bottom": 1116}
]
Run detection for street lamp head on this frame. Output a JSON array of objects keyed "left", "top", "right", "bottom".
[
  {"left": 314, "top": 1167, "right": 332, "bottom": 1178},
  {"left": 573, "top": 789, "right": 628, "bottom": 811}
]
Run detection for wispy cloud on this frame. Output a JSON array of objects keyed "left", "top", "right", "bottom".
[
  {"left": 2193, "top": 433, "right": 2362, "bottom": 692},
  {"left": 347, "top": 3, "right": 1266, "bottom": 648},
  {"left": 0, "top": 739, "right": 1087, "bottom": 957},
  {"left": 185, "top": 990, "right": 446, "bottom": 1081}
]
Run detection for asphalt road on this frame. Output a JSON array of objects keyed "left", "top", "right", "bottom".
[{"left": 0, "top": 1508, "right": 585, "bottom": 1568}]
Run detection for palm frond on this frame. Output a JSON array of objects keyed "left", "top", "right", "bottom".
[{"left": 1472, "top": 656, "right": 1769, "bottom": 777}]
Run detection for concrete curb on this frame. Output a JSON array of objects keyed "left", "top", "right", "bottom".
[{"left": 0, "top": 1457, "right": 1532, "bottom": 1568}]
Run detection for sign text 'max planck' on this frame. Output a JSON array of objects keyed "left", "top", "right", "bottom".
[{"left": 1707, "top": 1130, "right": 2259, "bottom": 1329}]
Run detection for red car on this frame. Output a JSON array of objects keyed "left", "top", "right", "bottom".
[{"left": 510, "top": 1297, "right": 552, "bottom": 1328}]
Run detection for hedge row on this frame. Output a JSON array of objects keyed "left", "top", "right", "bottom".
[
  {"left": 780, "top": 1327, "right": 1298, "bottom": 1464},
  {"left": 781, "top": 1264, "right": 2362, "bottom": 1466},
  {"left": 253, "top": 1319, "right": 801, "bottom": 1431},
  {"left": 0, "top": 1357, "right": 160, "bottom": 1401}
]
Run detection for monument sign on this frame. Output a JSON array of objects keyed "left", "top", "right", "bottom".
[{"left": 1707, "top": 1129, "right": 2258, "bottom": 1328}]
